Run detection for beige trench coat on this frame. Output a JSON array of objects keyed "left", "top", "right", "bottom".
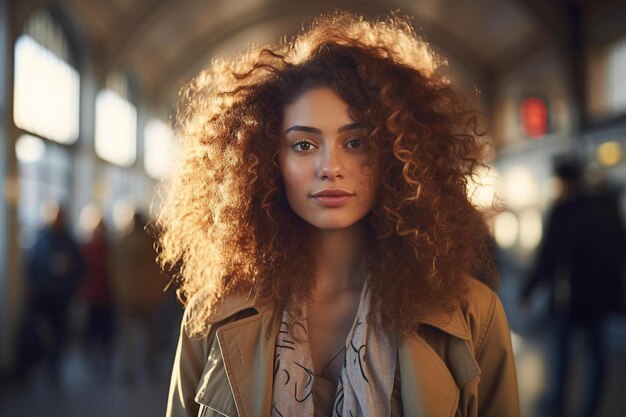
[{"left": 166, "top": 278, "right": 520, "bottom": 417}]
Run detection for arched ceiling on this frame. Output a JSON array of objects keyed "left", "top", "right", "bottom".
[{"left": 18, "top": 0, "right": 606, "bottom": 109}]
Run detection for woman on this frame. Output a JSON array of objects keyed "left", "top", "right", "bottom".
[
  {"left": 79, "top": 219, "right": 114, "bottom": 370},
  {"left": 160, "top": 13, "right": 520, "bottom": 417}
]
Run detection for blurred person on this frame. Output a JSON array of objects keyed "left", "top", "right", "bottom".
[
  {"left": 160, "top": 13, "right": 520, "bottom": 417},
  {"left": 111, "top": 212, "right": 165, "bottom": 383},
  {"left": 521, "top": 158, "right": 626, "bottom": 417},
  {"left": 79, "top": 218, "right": 115, "bottom": 374},
  {"left": 21, "top": 203, "right": 85, "bottom": 385}
]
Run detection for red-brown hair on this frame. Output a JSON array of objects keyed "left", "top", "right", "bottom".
[{"left": 156, "top": 12, "right": 496, "bottom": 337}]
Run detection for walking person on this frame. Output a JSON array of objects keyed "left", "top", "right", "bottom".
[
  {"left": 23, "top": 204, "right": 84, "bottom": 385},
  {"left": 112, "top": 213, "right": 165, "bottom": 383},
  {"left": 79, "top": 218, "right": 115, "bottom": 376},
  {"left": 522, "top": 159, "right": 626, "bottom": 417}
]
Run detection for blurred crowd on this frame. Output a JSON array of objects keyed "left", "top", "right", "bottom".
[
  {"left": 513, "top": 157, "right": 626, "bottom": 417},
  {"left": 12, "top": 205, "right": 181, "bottom": 388}
]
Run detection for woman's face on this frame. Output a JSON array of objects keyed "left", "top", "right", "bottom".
[{"left": 279, "top": 87, "right": 379, "bottom": 230}]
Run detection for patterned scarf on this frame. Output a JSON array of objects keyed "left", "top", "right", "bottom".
[{"left": 272, "top": 283, "right": 398, "bottom": 417}]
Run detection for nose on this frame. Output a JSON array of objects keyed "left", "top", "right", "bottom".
[{"left": 318, "top": 145, "right": 344, "bottom": 180}]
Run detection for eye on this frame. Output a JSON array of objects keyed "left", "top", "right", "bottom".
[
  {"left": 345, "top": 138, "right": 363, "bottom": 150},
  {"left": 292, "top": 140, "right": 315, "bottom": 152}
]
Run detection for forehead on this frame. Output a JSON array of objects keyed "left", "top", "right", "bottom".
[{"left": 282, "top": 87, "right": 354, "bottom": 130}]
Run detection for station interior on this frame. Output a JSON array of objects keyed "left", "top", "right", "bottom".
[{"left": 1, "top": 0, "right": 626, "bottom": 416}]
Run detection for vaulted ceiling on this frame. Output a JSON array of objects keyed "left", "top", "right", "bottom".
[{"left": 12, "top": 0, "right": 619, "bottom": 110}]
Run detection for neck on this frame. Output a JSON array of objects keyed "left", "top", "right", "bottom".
[{"left": 309, "top": 221, "right": 368, "bottom": 300}]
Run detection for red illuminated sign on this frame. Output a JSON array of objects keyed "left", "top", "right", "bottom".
[{"left": 520, "top": 97, "right": 548, "bottom": 139}]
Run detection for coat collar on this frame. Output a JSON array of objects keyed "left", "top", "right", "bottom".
[
  {"left": 207, "top": 293, "right": 261, "bottom": 324},
  {"left": 209, "top": 293, "right": 471, "bottom": 340},
  {"left": 417, "top": 302, "right": 471, "bottom": 340},
  {"left": 206, "top": 296, "right": 478, "bottom": 417}
]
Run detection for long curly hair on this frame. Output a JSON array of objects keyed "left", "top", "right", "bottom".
[{"left": 156, "top": 12, "right": 497, "bottom": 337}]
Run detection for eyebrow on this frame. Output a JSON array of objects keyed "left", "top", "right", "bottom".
[{"left": 284, "top": 122, "right": 364, "bottom": 135}]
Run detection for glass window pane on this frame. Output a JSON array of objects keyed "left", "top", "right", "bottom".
[
  {"left": 16, "top": 136, "right": 72, "bottom": 233},
  {"left": 15, "top": 134, "right": 45, "bottom": 163},
  {"left": 607, "top": 37, "right": 626, "bottom": 113},
  {"left": 13, "top": 34, "right": 80, "bottom": 144},
  {"left": 144, "top": 118, "right": 174, "bottom": 179},
  {"left": 95, "top": 89, "right": 137, "bottom": 166}
]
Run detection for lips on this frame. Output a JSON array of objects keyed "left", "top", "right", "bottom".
[
  {"left": 311, "top": 189, "right": 355, "bottom": 207},
  {"left": 311, "top": 189, "right": 354, "bottom": 197}
]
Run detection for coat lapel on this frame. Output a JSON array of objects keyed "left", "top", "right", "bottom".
[
  {"left": 216, "top": 303, "right": 279, "bottom": 417},
  {"left": 399, "top": 334, "right": 460, "bottom": 417},
  {"left": 399, "top": 306, "right": 481, "bottom": 417},
  {"left": 207, "top": 299, "right": 480, "bottom": 417}
]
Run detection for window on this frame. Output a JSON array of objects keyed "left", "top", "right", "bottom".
[
  {"left": 95, "top": 73, "right": 137, "bottom": 166},
  {"left": 144, "top": 118, "right": 174, "bottom": 179},
  {"left": 16, "top": 134, "right": 72, "bottom": 246},
  {"left": 13, "top": 10, "right": 79, "bottom": 144},
  {"left": 13, "top": 9, "right": 77, "bottom": 245},
  {"left": 607, "top": 37, "right": 626, "bottom": 114}
]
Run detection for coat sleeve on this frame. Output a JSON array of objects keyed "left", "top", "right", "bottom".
[
  {"left": 166, "top": 307, "right": 210, "bottom": 417},
  {"left": 475, "top": 293, "right": 521, "bottom": 417}
]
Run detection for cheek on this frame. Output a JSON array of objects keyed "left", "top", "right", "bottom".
[
  {"left": 279, "top": 156, "right": 305, "bottom": 196},
  {"left": 358, "top": 164, "right": 379, "bottom": 189}
]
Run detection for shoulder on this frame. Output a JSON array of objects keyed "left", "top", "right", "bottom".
[
  {"left": 459, "top": 277, "right": 511, "bottom": 354},
  {"left": 418, "top": 276, "right": 500, "bottom": 346},
  {"left": 459, "top": 277, "right": 498, "bottom": 326}
]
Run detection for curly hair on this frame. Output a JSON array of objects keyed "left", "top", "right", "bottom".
[{"left": 156, "top": 12, "right": 497, "bottom": 337}]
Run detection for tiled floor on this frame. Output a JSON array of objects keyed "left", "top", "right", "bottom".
[
  {"left": 0, "top": 344, "right": 173, "bottom": 417},
  {"left": 500, "top": 275, "right": 626, "bottom": 417},
  {"left": 510, "top": 317, "right": 626, "bottom": 417}
]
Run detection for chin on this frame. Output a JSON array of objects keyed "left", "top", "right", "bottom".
[
  {"left": 312, "top": 222, "right": 356, "bottom": 230},
  {"left": 304, "top": 214, "right": 369, "bottom": 231}
]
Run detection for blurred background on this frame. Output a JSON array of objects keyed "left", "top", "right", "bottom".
[{"left": 0, "top": 0, "right": 625, "bottom": 416}]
